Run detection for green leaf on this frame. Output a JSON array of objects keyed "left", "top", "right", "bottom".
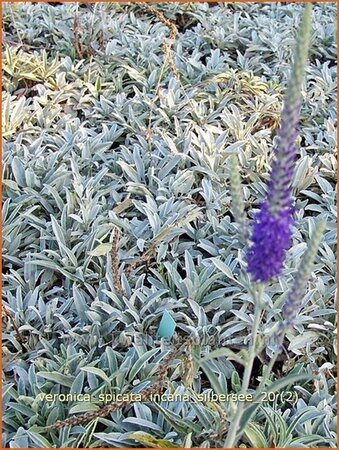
[
  {"left": 27, "top": 430, "right": 52, "bottom": 448},
  {"left": 199, "top": 348, "right": 245, "bottom": 366},
  {"left": 128, "top": 432, "right": 179, "bottom": 448},
  {"left": 6, "top": 402, "right": 36, "bottom": 418},
  {"left": 260, "top": 406, "right": 287, "bottom": 446},
  {"left": 128, "top": 348, "right": 159, "bottom": 382},
  {"left": 211, "top": 258, "right": 234, "bottom": 278},
  {"left": 69, "top": 403, "right": 99, "bottom": 414},
  {"left": 211, "top": 258, "right": 241, "bottom": 285},
  {"left": 200, "top": 361, "right": 225, "bottom": 397},
  {"left": 3, "top": 179, "right": 20, "bottom": 191},
  {"left": 37, "top": 371, "right": 75, "bottom": 388},
  {"left": 288, "top": 331, "right": 319, "bottom": 353},
  {"left": 12, "top": 156, "right": 27, "bottom": 187},
  {"left": 231, "top": 370, "right": 241, "bottom": 393},
  {"left": 50, "top": 215, "right": 66, "bottom": 247},
  {"left": 153, "top": 402, "right": 201, "bottom": 434},
  {"left": 265, "top": 372, "right": 312, "bottom": 394},
  {"left": 26, "top": 260, "right": 78, "bottom": 281},
  {"left": 244, "top": 422, "right": 268, "bottom": 448},
  {"left": 80, "top": 366, "right": 110, "bottom": 383},
  {"left": 89, "top": 243, "right": 112, "bottom": 256}
]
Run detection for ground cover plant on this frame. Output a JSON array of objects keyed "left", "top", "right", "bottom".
[{"left": 2, "top": 1, "right": 337, "bottom": 448}]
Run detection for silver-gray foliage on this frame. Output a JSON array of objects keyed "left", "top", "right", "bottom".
[{"left": 2, "top": 2, "right": 336, "bottom": 448}]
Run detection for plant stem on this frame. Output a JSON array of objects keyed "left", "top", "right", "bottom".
[
  {"left": 257, "top": 332, "right": 285, "bottom": 392},
  {"left": 224, "top": 285, "right": 264, "bottom": 448},
  {"left": 233, "top": 328, "right": 287, "bottom": 434}
]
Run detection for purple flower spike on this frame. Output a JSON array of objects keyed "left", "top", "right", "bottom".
[
  {"left": 246, "top": 202, "right": 294, "bottom": 283},
  {"left": 246, "top": 4, "right": 312, "bottom": 283}
]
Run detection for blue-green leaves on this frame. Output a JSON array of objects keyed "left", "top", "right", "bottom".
[{"left": 2, "top": 2, "right": 336, "bottom": 449}]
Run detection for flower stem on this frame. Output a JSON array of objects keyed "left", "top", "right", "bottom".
[
  {"left": 224, "top": 285, "right": 264, "bottom": 448},
  {"left": 257, "top": 331, "right": 285, "bottom": 392},
  {"left": 234, "top": 328, "right": 287, "bottom": 437}
]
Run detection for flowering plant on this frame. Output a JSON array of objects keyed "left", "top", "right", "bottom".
[{"left": 225, "top": 4, "right": 327, "bottom": 447}]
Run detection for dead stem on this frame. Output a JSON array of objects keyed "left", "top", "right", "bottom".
[
  {"left": 144, "top": 4, "right": 180, "bottom": 81},
  {"left": 143, "top": 4, "right": 204, "bottom": 132},
  {"left": 73, "top": 12, "right": 84, "bottom": 59},
  {"left": 111, "top": 228, "right": 123, "bottom": 295}
]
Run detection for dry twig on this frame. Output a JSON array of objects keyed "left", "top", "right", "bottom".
[
  {"left": 144, "top": 4, "right": 180, "bottom": 81},
  {"left": 73, "top": 13, "right": 84, "bottom": 59},
  {"left": 110, "top": 228, "right": 123, "bottom": 295}
]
